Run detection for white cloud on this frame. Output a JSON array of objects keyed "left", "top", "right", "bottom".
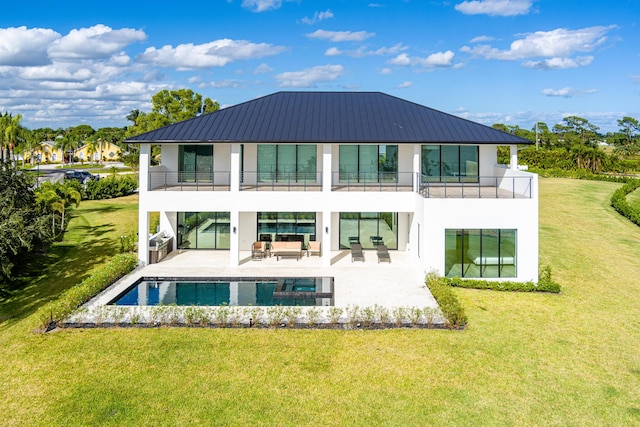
[
  {"left": 275, "top": 64, "right": 344, "bottom": 87},
  {"left": 48, "top": 24, "right": 146, "bottom": 61},
  {"left": 325, "top": 47, "right": 341, "bottom": 56},
  {"left": 137, "top": 39, "right": 287, "bottom": 70},
  {"left": 325, "top": 43, "right": 407, "bottom": 58},
  {"left": 524, "top": 56, "right": 593, "bottom": 70},
  {"left": 461, "top": 26, "right": 614, "bottom": 60},
  {"left": 470, "top": 35, "right": 496, "bottom": 43},
  {"left": 242, "top": 0, "right": 282, "bottom": 12},
  {"left": 455, "top": 0, "right": 533, "bottom": 16},
  {"left": 388, "top": 50, "right": 455, "bottom": 68},
  {"left": 306, "top": 29, "right": 375, "bottom": 42},
  {"left": 542, "top": 87, "right": 598, "bottom": 97},
  {"left": 461, "top": 26, "right": 615, "bottom": 69},
  {"left": 0, "top": 26, "right": 60, "bottom": 66},
  {"left": 302, "top": 9, "right": 334, "bottom": 24},
  {"left": 379, "top": 67, "right": 392, "bottom": 75},
  {"left": 397, "top": 81, "right": 413, "bottom": 88},
  {"left": 253, "top": 63, "right": 273, "bottom": 74}
]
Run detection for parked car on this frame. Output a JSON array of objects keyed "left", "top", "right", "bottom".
[{"left": 65, "top": 170, "right": 99, "bottom": 184}]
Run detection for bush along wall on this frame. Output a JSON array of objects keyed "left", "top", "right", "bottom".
[
  {"left": 443, "top": 265, "right": 561, "bottom": 293},
  {"left": 425, "top": 272, "right": 467, "bottom": 329},
  {"left": 37, "top": 252, "right": 138, "bottom": 332}
]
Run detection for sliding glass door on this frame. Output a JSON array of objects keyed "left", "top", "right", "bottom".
[
  {"left": 177, "top": 212, "right": 230, "bottom": 249},
  {"left": 339, "top": 212, "right": 398, "bottom": 249}
]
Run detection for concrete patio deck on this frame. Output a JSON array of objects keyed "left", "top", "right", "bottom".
[{"left": 89, "top": 249, "right": 437, "bottom": 310}]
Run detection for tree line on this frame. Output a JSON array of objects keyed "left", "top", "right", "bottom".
[
  {"left": 492, "top": 115, "right": 640, "bottom": 155},
  {"left": 0, "top": 88, "right": 219, "bottom": 168}
]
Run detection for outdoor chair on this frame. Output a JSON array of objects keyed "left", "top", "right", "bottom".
[
  {"left": 351, "top": 243, "right": 364, "bottom": 262},
  {"left": 377, "top": 245, "right": 390, "bottom": 263},
  {"left": 251, "top": 241, "right": 266, "bottom": 260},
  {"left": 307, "top": 241, "right": 321, "bottom": 257}
]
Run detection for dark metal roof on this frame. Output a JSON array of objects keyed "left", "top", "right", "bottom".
[{"left": 126, "top": 91, "right": 532, "bottom": 145}]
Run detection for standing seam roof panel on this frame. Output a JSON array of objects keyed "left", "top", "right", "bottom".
[{"left": 126, "top": 91, "right": 532, "bottom": 145}]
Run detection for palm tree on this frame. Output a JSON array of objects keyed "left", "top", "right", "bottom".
[
  {"left": 54, "top": 132, "right": 76, "bottom": 165},
  {"left": 35, "top": 185, "right": 63, "bottom": 235},
  {"left": 18, "top": 127, "right": 38, "bottom": 167},
  {"left": 86, "top": 136, "right": 101, "bottom": 166},
  {"left": 3, "top": 113, "right": 23, "bottom": 164}
]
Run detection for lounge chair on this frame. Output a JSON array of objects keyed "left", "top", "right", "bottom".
[
  {"left": 307, "top": 241, "right": 321, "bottom": 257},
  {"left": 377, "top": 245, "right": 390, "bottom": 263},
  {"left": 251, "top": 241, "right": 266, "bottom": 260},
  {"left": 351, "top": 243, "right": 364, "bottom": 262}
]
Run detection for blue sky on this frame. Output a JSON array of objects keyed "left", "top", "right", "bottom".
[{"left": 0, "top": 0, "right": 638, "bottom": 133}]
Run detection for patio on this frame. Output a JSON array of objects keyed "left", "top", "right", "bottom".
[{"left": 90, "top": 249, "right": 437, "bottom": 310}]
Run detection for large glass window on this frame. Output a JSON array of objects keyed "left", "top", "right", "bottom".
[
  {"left": 257, "top": 212, "right": 316, "bottom": 247},
  {"left": 339, "top": 212, "right": 398, "bottom": 250},
  {"left": 257, "top": 144, "right": 317, "bottom": 182},
  {"left": 339, "top": 145, "right": 398, "bottom": 183},
  {"left": 177, "top": 212, "right": 230, "bottom": 249},
  {"left": 421, "top": 145, "right": 478, "bottom": 182},
  {"left": 179, "top": 145, "right": 213, "bottom": 182},
  {"left": 444, "top": 229, "right": 517, "bottom": 278}
]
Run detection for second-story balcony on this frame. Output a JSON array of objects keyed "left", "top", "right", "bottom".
[
  {"left": 418, "top": 174, "right": 533, "bottom": 199},
  {"left": 149, "top": 171, "right": 231, "bottom": 191},
  {"left": 240, "top": 171, "right": 323, "bottom": 191},
  {"left": 147, "top": 169, "right": 534, "bottom": 199}
]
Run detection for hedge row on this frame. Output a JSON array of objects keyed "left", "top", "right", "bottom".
[
  {"left": 425, "top": 272, "right": 467, "bottom": 328},
  {"left": 611, "top": 179, "right": 640, "bottom": 226},
  {"left": 38, "top": 252, "right": 138, "bottom": 331},
  {"left": 443, "top": 277, "right": 560, "bottom": 293}
]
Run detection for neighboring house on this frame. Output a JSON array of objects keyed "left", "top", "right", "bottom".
[
  {"left": 26, "top": 140, "right": 122, "bottom": 164},
  {"left": 75, "top": 141, "right": 121, "bottom": 163},
  {"left": 31, "top": 141, "right": 63, "bottom": 163},
  {"left": 127, "top": 92, "right": 538, "bottom": 282}
]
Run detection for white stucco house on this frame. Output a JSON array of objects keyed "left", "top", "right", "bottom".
[{"left": 127, "top": 91, "right": 538, "bottom": 282}]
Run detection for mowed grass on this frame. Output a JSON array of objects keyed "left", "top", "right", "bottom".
[{"left": 2, "top": 179, "right": 640, "bottom": 426}]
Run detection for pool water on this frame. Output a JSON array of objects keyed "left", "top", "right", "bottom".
[{"left": 110, "top": 277, "right": 334, "bottom": 307}]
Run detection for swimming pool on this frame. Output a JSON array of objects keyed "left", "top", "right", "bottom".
[{"left": 110, "top": 277, "right": 334, "bottom": 307}]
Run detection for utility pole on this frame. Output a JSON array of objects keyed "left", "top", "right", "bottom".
[{"left": 535, "top": 122, "right": 539, "bottom": 151}]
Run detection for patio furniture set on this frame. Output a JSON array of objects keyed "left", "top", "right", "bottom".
[{"left": 251, "top": 240, "right": 321, "bottom": 261}]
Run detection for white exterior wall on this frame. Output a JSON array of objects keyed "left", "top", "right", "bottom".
[{"left": 138, "top": 142, "right": 539, "bottom": 281}]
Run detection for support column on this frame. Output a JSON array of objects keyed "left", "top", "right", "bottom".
[
  {"left": 510, "top": 145, "right": 518, "bottom": 170},
  {"left": 413, "top": 144, "right": 421, "bottom": 192},
  {"left": 322, "top": 210, "right": 331, "bottom": 267},
  {"left": 137, "top": 144, "right": 150, "bottom": 265},
  {"left": 230, "top": 143, "right": 241, "bottom": 192},
  {"left": 322, "top": 143, "right": 332, "bottom": 193},
  {"left": 229, "top": 209, "right": 240, "bottom": 267}
]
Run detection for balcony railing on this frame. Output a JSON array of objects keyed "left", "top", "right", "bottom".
[
  {"left": 331, "top": 172, "right": 414, "bottom": 192},
  {"left": 417, "top": 174, "right": 533, "bottom": 198},
  {"left": 149, "top": 171, "right": 231, "bottom": 191},
  {"left": 240, "top": 171, "right": 322, "bottom": 191},
  {"left": 147, "top": 170, "right": 533, "bottom": 198}
]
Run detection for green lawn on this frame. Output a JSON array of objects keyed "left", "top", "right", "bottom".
[{"left": 2, "top": 179, "right": 640, "bottom": 426}]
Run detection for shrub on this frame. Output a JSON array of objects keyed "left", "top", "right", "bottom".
[
  {"left": 84, "top": 175, "right": 138, "bottom": 200},
  {"left": 425, "top": 272, "right": 467, "bottom": 328},
  {"left": 38, "top": 253, "right": 138, "bottom": 331}
]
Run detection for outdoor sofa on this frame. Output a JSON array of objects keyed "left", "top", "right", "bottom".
[{"left": 271, "top": 241, "right": 303, "bottom": 261}]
